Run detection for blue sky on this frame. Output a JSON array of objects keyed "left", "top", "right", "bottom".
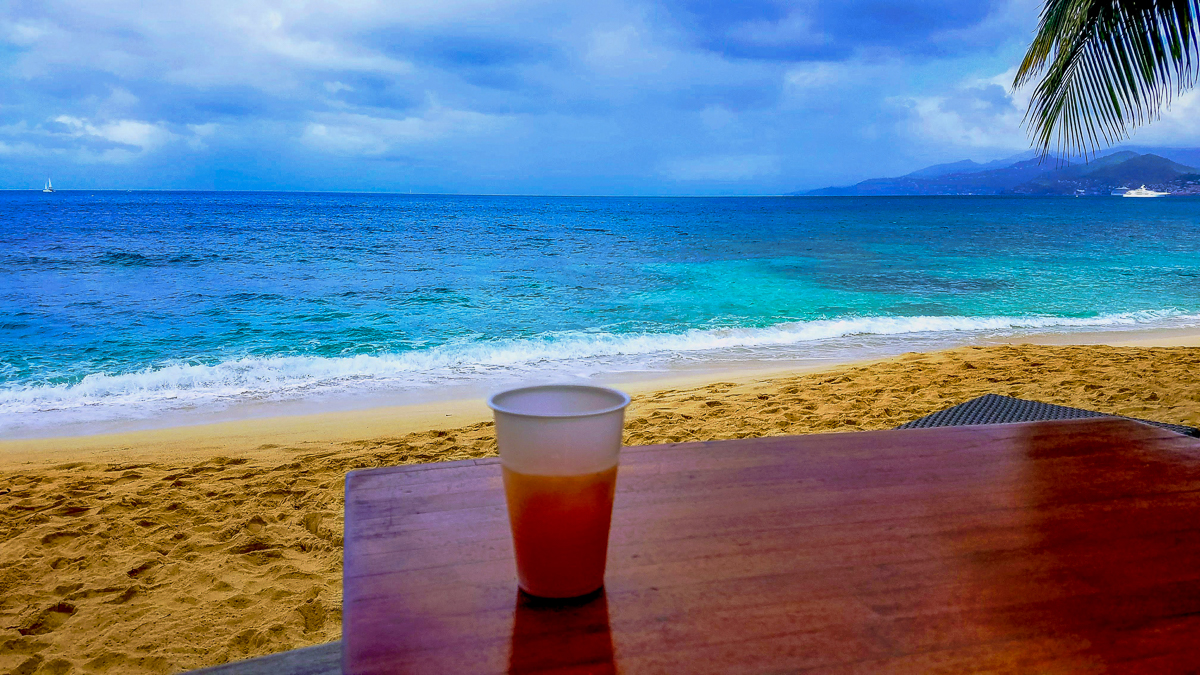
[{"left": 4, "top": 0, "right": 1200, "bottom": 194}]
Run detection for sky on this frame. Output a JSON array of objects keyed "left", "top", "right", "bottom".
[{"left": 4, "top": 0, "right": 1200, "bottom": 195}]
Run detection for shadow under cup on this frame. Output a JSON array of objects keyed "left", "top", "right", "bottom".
[{"left": 488, "top": 385, "right": 631, "bottom": 599}]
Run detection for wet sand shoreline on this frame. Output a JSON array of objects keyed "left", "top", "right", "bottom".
[{"left": 4, "top": 325, "right": 1198, "bottom": 467}]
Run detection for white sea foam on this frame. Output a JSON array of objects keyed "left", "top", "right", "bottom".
[{"left": 1, "top": 310, "right": 1196, "bottom": 433}]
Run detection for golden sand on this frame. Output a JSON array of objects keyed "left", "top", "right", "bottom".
[{"left": 2, "top": 343, "right": 1199, "bottom": 673}]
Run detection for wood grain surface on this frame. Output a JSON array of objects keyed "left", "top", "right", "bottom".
[{"left": 342, "top": 419, "right": 1200, "bottom": 674}]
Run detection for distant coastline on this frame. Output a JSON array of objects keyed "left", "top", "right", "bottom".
[{"left": 798, "top": 146, "right": 1200, "bottom": 197}]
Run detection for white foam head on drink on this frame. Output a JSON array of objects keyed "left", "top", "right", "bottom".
[{"left": 487, "top": 384, "right": 630, "bottom": 476}]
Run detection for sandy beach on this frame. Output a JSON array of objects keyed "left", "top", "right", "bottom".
[{"left": 2, "top": 337, "right": 1200, "bottom": 673}]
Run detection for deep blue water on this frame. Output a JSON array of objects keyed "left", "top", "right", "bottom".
[{"left": 2, "top": 191, "right": 1199, "bottom": 436}]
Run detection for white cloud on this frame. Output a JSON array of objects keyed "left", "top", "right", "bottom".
[
  {"left": 301, "top": 106, "right": 508, "bottom": 156},
  {"left": 186, "top": 123, "right": 220, "bottom": 150},
  {"left": 1, "top": 19, "right": 53, "bottom": 45},
  {"left": 698, "top": 105, "right": 737, "bottom": 131},
  {"left": 1123, "top": 89, "right": 1200, "bottom": 145},
  {"left": 894, "top": 70, "right": 1030, "bottom": 151},
  {"left": 985, "top": 64, "right": 1200, "bottom": 153},
  {"left": 784, "top": 62, "right": 843, "bottom": 91},
  {"left": 0, "top": 112, "right": 216, "bottom": 163},
  {"left": 903, "top": 96, "right": 1024, "bottom": 148},
  {"left": 584, "top": 22, "right": 678, "bottom": 78},
  {"left": 235, "top": 17, "right": 414, "bottom": 77},
  {"left": 55, "top": 115, "right": 176, "bottom": 152},
  {"left": 587, "top": 25, "right": 645, "bottom": 64},
  {"left": 4, "top": 2, "right": 414, "bottom": 93},
  {"left": 0, "top": 139, "right": 42, "bottom": 156},
  {"left": 724, "top": 11, "right": 824, "bottom": 52}
]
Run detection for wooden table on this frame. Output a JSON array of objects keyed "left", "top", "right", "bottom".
[{"left": 342, "top": 418, "right": 1200, "bottom": 674}]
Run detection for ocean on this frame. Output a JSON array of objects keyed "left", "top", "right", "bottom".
[{"left": 2, "top": 192, "right": 1199, "bottom": 438}]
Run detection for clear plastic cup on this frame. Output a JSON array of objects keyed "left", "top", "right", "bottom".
[{"left": 488, "top": 384, "right": 631, "bottom": 599}]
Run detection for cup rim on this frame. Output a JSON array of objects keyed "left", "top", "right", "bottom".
[{"left": 487, "top": 384, "right": 631, "bottom": 419}]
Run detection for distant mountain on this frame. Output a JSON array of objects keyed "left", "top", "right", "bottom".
[
  {"left": 1008, "top": 153, "right": 1197, "bottom": 195},
  {"left": 797, "top": 149, "right": 1200, "bottom": 196},
  {"left": 1098, "top": 146, "right": 1200, "bottom": 169},
  {"left": 903, "top": 159, "right": 987, "bottom": 179},
  {"left": 802, "top": 157, "right": 1061, "bottom": 196},
  {"left": 902, "top": 151, "right": 1039, "bottom": 179}
]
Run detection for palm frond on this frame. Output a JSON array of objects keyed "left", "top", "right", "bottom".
[{"left": 1014, "top": 0, "right": 1200, "bottom": 158}]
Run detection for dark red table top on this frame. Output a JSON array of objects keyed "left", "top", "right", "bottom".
[{"left": 342, "top": 418, "right": 1200, "bottom": 674}]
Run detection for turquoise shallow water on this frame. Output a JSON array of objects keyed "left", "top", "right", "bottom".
[{"left": 2, "top": 192, "right": 1199, "bottom": 436}]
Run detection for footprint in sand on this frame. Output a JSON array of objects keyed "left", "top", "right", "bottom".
[
  {"left": 51, "top": 503, "right": 90, "bottom": 517},
  {"left": 39, "top": 531, "right": 83, "bottom": 547},
  {"left": 295, "top": 598, "right": 327, "bottom": 633},
  {"left": 106, "top": 587, "right": 139, "bottom": 605},
  {"left": 126, "top": 559, "right": 161, "bottom": 580},
  {"left": 302, "top": 512, "right": 323, "bottom": 536},
  {"left": 18, "top": 603, "right": 76, "bottom": 636},
  {"left": 245, "top": 515, "right": 268, "bottom": 534}
]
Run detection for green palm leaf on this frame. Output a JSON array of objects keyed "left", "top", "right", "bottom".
[{"left": 1015, "top": 0, "right": 1200, "bottom": 157}]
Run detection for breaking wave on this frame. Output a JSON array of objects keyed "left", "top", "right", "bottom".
[{"left": 1, "top": 310, "right": 1194, "bottom": 426}]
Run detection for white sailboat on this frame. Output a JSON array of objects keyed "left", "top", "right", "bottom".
[
  {"left": 42, "top": 178, "right": 54, "bottom": 193},
  {"left": 1121, "top": 185, "right": 1168, "bottom": 197}
]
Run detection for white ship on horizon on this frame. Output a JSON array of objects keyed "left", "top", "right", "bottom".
[
  {"left": 42, "top": 178, "right": 54, "bottom": 193},
  {"left": 1120, "top": 185, "right": 1169, "bottom": 197}
]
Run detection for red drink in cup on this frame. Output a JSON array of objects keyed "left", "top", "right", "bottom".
[
  {"left": 503, "top": 466, "right": 618, "bottom": 598},
  {"left": 488, "top": 385, "right": 630, "bottom": 599}
]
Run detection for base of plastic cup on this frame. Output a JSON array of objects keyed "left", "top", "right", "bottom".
[{"left": 518, "top": 584, "right": 605, "bottom": 603}]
